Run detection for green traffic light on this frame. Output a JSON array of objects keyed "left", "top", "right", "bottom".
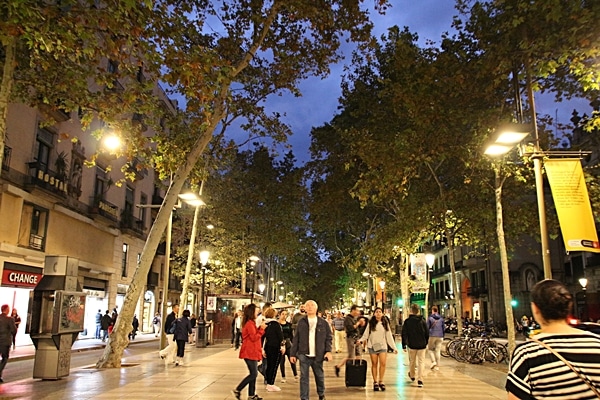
[{"left": 511, "top": 299, "right": 518, "bottom": 307}]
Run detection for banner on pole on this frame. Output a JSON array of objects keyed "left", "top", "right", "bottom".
[
  {"left": 410, "top": 253, "right": 428, "bottom": 292},
  {"left": 545, "top": 159, "right": 600, "bottom": 253}
]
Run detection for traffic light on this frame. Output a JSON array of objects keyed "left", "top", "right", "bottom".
[
  {"left": 396, "top": 298, "right": 404, "bottom": 307},
  {"left": 511, "top": 299, "right": 518, "bottom": 307}
]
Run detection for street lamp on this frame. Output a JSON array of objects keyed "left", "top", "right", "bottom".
[
  {"left": 484, "top": 122, "right": 551, "bottom": 279},
  {"left": 379, "top": 280, "right": 386, "bottom": 310},
  {"left": 248, "top": 256, "right": 260, "bottom": 304},
  {"left": 197, "top": 250, "right": 210, "bottom": 348},
  {"left": 579, "top": 277, "right": 588, "bottom": 321},
  {"left": 258, "top": 283, "right": 266, "bottom": 295},
  {"left": 425, "top": 253, "right": 435, "bottom": 310}
]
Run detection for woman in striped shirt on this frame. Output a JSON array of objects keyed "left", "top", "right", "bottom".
[{"left": 506, "top": 279, "right": 600, "bottom": 399}]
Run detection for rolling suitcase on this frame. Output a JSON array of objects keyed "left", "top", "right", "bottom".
[{"left": 345, "top": 344, "right": 367, "bottom": 387}]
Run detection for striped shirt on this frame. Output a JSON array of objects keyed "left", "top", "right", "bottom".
[{"left": 506, "top": 332, "right": 600, "bottom": 399}]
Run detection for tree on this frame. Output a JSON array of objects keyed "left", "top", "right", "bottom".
[
  {"left": 1, "top": 1, "right": 158, "bottom": 170},
  {"left": 95, "top": 0, "right": 384, "bottom": 367}
]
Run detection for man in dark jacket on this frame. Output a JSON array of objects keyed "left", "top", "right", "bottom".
[
  {"left": 334, "top": 304, "right": 365, "bottom": 376},
  {"left": 426, "top": 305, "right": 444, "bottom": 371},
  {"left": 100, "top": 310, "right": 112, "bottom": 342},
  {"left": 290, "top": 300, "right": 332, "bottom": 400},
  {"left": 402, "top": 303, "right": 428, "bottom": 388},
  {"left": 0, "top": 304, "right": 16, "bottom": 382}
]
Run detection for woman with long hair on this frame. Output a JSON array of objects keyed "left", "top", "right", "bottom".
[
  {"left": 506, "top": 279, "right": 600, "bottom": 399},
  {"left": 359, "top": 307, "right": 398, "bottom": 391},
  {"left": 232, "top": 304, "right": 266, "bottom": 400}
]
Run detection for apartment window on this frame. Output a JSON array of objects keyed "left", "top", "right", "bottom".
[
  {"left": 94, "top": 166, "right": 108, "bottom": 201},
  {"left": 34, "top": 128, "right": 54, "bottom": 171},
  {"left": 108, "top": 59, "right": 118, "bottom": 73},
  {"left": 122, "top": 243, "right": 129, "bottom": 277},
  {"left": 124, "top": 186, "right": 134, "bottom": 217},
  {"left": 18, "top": 203, "right": 49, "bottom": 250}
]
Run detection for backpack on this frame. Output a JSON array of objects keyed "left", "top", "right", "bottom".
[
  {"left": 152, "top": 317, "right": 159, "bottom": 325},
  {"left": 169, "top": 319, "right": 177, "bottom": 334}
]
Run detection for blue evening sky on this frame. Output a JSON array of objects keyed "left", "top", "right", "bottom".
[{"left": 250, "top": 1, "right": 589, "bottom": 165}]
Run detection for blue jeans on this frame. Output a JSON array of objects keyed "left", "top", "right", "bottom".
[
  {"left": 298, "top": 354, "right": 325, "bottom": 400},
  {"left": 236, "top": 359, "right": 258, "bottom": 396},
  {"left": 95, "top": 324, "right": 101, "bottom": 339}
]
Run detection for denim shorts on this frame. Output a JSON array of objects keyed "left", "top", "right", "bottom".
[{"left": 368, "top": 347, "right": 387, "bottom": 355}]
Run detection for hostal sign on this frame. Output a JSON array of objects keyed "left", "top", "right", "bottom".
[{"left": 2, "top": 268, "right": 43, "bottom": 288}]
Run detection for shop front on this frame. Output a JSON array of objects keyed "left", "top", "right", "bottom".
[{"left": 0, "top": 261, "right": 43, "bottom": 347}]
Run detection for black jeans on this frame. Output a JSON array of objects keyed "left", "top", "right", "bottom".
[
  {"left": 0, "top": 344, "right": 9, "bottom": 378},
  {"left": 176, "top": 339, "right": 186, "bottom": 358},
  {"left": 279, "top": 347, "right": 298, "bottom": 378},
  {"left": 236, "top": 359, "right": 258, "bottom": 396},
  {"left": 265, "top": 346, "right": 281, "bottom": 385}
]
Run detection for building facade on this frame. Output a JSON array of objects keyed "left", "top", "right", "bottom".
[{"left": 0, "top": 83, "right": 179, "bottom": 346}]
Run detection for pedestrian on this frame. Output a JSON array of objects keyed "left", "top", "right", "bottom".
[
  {"left": 0, "top": 304, "right": 16, "bottom": 383},
  {"left": 129, "top": 314, "right": 139, "bottom": 340},
  {"left": 111, "top": 307, "right": 119, "bottom": 325},
  {"left": 100, "top": 310, "right": 112, "bottom": 342},
  {"left": 291, "top": 304, "right": 306, "bottom": 334},
  {"left": 506, "top": 279, "right": 600, "bottom": 399},
  {"left": 233, "top": 310, "right": 242, "bottom": 350},
  {"left": 95, "top": 309, "right": 103, "bottom": 339},
  {"left": 402, "top": 303, "right": 428, "bottom": 388},
  {"left": 359, "top": 307, "right": 398, "bottom": 391},
  {"left": 189, "top": 313, "right": 197, "bottom": 344},
  {"left": 173, "top": 309, "right": 192, "bottom": 366},
  {"left": 290, "top": 300, "right": 333, "bottom": 400},
  {"left": 334, "top": 304, "right": 365, "bottom": 377},
  {"left": 262, "top": 308, "right": 285, "bottom": 392},
  {"left": 278, "top": 310, "right": 298, "bottom": 383},
  {"left": 256, "top": 302, "right": 272, "bottom": 379},
  {"left": 159, "top": 304, "right": 179, "bottom": 363},
  {"left": 232, "top": 303, "right": 266, "bottom": 400},
  {"left": 10, "top": 309, "right": 20, "bottom": 350},
  {"left": 152, "top": 313, "right": 161, "bottom": 337},
  {"left": 332, "top": 311, "right": 345, "bottom": 353},
  {"left": 426, "top": 305, "right": 444, "bottom": 371}
]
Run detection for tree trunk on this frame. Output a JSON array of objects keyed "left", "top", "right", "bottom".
[
  {"left": 96, "top": 126, "right": 216, "bottom": 368},
  {"left": 0, "top": 36, "right": 17, "bottom": 170},
  {"left": 401, "top": 253, "right": 410, "bottom": 322},
  {"left": 179, "top": 200, "right": 202, "bottom": 313},
  {"left": 495, "top": 168, "right": 516, "bottom": 356},
  {"left": 447, "top": 230, "right": 463, "bottom": 335}
]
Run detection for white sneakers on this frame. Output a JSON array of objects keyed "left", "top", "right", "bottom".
[
  {"left": 430, "top": 363, "right": 439, "bottom": 371},
  {"left": 280, "top": 378, "right": 286, "bottom": 383},
  {"left": 265, "top": 385, "right": 281, "bottom": 392}
]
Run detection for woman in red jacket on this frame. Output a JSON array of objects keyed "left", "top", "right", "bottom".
[{"left": 232, "top": 303, "right": 266, "bottom": 400}]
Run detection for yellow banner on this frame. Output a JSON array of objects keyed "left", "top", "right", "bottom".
[{"left": 545, "top": 159, "right": 600, "bottom": 252}]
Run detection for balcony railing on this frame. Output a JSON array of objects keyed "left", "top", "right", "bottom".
[
  {"left": 3, "top": 146, "right": 11, "bottom": 171},
  {"left": 27, "top": 161, "right": 68, "bottom": 198},
  {"left": 89, "top": 197, "right": 119, "bottom": 221},
  {"left": 29, "top": 234, "right": 44, "bottom": 250},
  {"left": 467, "top": 286, "right": 489, "bottom": 297},
  {"left": 120, "top": 213, "right": 144, "bottom": 235}
]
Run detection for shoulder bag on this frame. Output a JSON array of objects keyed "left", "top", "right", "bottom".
[{"left": 529, "top": 337, "right": 600, "bottom": 397}]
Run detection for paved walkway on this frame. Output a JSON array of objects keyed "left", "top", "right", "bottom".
[{"left": 0, "top": 335, "right": 510, "bottom": 400}]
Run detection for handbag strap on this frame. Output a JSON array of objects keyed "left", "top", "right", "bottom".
[{"left": 529, "top": 337, "right": 600, "bottom": 397}]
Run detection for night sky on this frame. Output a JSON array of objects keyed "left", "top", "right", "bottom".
[{"left": 251, "top": 0, "right": 589, "bottom": 164}]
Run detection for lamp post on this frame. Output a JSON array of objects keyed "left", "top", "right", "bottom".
[
  {"left": 484, "top": 123, "right": 552, "bottom": 279},
  {"left": 196, "top": 250, "right": 209, "bottom": 348},
  {"left": 425, "top": 253, "right": 435, "bottom": 311},
  {"left": 579, "top": 277, "right": 588, "bottom": 321},
  {"left": 248, "top": 256, "right": 260, "bottom": 304},
  {"left": 258, "top": 283, "right": 266, "bottom": 297},
  {"left": 137, "top": 194, "right": 199, "bottom": 349},
  {"left": 275, "top": 280, "right": 283, "bottom": 302},
  {"left": 379, "top": 280, "right": 386, "bottom": 310}
]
